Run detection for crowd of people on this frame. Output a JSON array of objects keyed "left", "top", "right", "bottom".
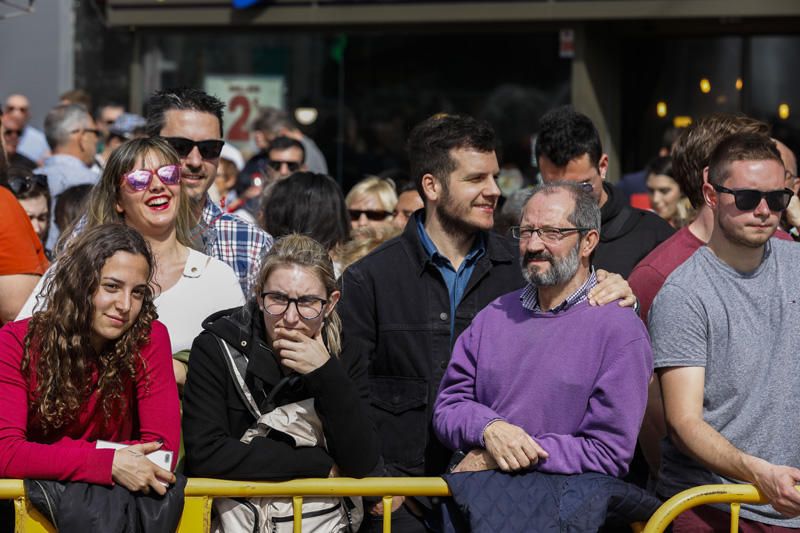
[{"left": 0, "top": 86, "right": 799, "bottom": 532}]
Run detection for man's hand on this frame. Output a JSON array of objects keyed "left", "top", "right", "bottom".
[
  {"left": 747, "top": 457, "right": 800, "bottom": 517},
  {"left": 482, "top": 420, "right": 548, "bottom": 472},
  {"left": 452, "top": 449, "right": 498, "bottom": 473},
  {"left": 588, "top": 270, "right": 636, "bottom": 307}
]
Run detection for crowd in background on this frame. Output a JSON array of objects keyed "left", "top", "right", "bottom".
[{"left": 1, "top": 86, "right": 800, "bottom": 533}]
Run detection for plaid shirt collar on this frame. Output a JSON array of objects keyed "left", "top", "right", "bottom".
[{"left": 520, "top": 268, "right": 597, "bottom": 314}]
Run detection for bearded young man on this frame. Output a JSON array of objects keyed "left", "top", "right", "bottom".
[{"left": 339, "top": 114, "right": 636, "bottom": 533}]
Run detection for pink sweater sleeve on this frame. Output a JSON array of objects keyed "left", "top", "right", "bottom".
[
  {"left": 0, "top": 321, "right": 116, "bottom": 484},
  {"left": 119, "top": 320, "right": 181, "bottom": 468}
]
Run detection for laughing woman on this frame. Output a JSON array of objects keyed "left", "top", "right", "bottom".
[{"left": 19, "top": 137, "right": 245, "bottom": 386}]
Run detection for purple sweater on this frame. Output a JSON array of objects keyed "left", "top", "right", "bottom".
[{"left": 432, "top": 289, "right": 652, "bottom": 478}]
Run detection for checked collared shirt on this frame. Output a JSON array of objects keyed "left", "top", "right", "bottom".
[
  {"left": 194, "top": 197, "right": 273, "bottom": 296},
  {"left": 520, "top": 268, "right": 598, "bottom": 314}
]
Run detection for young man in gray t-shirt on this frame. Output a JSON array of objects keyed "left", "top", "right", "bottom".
[{"left": 650, "top": 132, "right": 800, "bottom": 530}]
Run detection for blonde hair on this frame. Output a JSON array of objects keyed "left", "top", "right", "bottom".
[
  {"left": 336, "top": 225, "right": 401, "bottom": 273},
  {"left": 254, "top": 234, "right": 343, "bottom": 356},
  {"left": 345, "top": 176, "right": 398, "bottom": 213},
  {"left": 77, "top": 137, "right": 194, "bottom": 250}
]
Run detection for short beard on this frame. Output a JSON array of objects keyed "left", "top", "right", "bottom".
[
  {"left": 717, "top": 213, "right": 774, "bottom": 249},
  {"left": 435, "top": 180, "right": 482, "bottom": 238},
  {"left": 521, "top": 240, "right": 581, "bottom": 287}
]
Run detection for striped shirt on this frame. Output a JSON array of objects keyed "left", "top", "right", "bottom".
[{"left": 520, "top": 268, "right": 598, "bottom": 313}]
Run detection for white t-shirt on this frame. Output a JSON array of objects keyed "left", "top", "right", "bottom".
[{"left": 17, "top": 248, "right": 245, "bottom": 353}]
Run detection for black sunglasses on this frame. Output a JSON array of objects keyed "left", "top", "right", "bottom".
[
  {"left": 349, "top": 209, "right": 393, "bottom": 221},
  {"left": 712, "top": 184, "right": 793, "bottom": 212},
  {"left": 267, "top": 160, "right": 301, "bottom": 173},
  {"left": 162, "top": 136, "right": 224, "bottom": 160},
  {"left": 8, "top": 174, "right": 48, "bottom": 197}
]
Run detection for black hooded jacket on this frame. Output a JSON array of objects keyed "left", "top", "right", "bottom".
[
  {"left": 182, "top": 301, "right": 380, "bottom": 480},
  {"left": 594, "top": 183, "right": 675, "bottom": 278}
]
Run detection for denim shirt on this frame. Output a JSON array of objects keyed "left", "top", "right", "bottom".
[{"left": 416, "top": 217, "right": 486, "bottom": 340}]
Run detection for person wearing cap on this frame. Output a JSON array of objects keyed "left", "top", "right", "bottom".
[{"left": 95, "top": 113, "right": 147, "bottom": 170}]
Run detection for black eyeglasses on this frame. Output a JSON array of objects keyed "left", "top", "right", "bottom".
[
  {"left": 711, "top": 184, "right": 793, "bottom": 212},
  {"left": 267, "top": 160, "right": 301, "bottom": 173},
  {"left": 2, "top": 128, "right": 22, "bottom": 138},
  {"left": 510, "top": 225, "right": 591, "bottom": 243},
  {"left": 162, "top": 136, "right": 224, "bottom": 160},
  {"left": 349, "top": 209, "right": 393, "bottom": 221},
  {"left": 260, "top": 291, "right": 328, "bottom": 320}
]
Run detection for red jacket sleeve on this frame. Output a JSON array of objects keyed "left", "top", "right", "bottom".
[
  {"left": 0, "top": 320, "right": 116, "bottom": 484},
  {"left": 118, "top": 320, "right": 181, "bottom": 468}
]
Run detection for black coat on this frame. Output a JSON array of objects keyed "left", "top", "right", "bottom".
[
  {"left": 339, "top": 213, "right": 525, "bottom": 477},
  {"left": 595, "top": 182, "right": 675, "bottom": 278},
  {"left": 182, "top": 302, "right": 380, "bottom": 480}
]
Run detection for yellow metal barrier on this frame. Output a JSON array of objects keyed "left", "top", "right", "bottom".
[
  {"left": 1, "top": 476, "right": 648, "bottom": 532},
  {"left": 641, "top": 484, "right": 792, "bottom": 533},
  {"left": 179, "top": 477, "right": 451, "bottom": 533}
]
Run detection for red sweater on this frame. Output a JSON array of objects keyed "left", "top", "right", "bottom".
[{"left": 0, "top": 318, "right": 180, "bottom": 485}]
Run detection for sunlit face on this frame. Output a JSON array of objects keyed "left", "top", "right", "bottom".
[
  {"left": 706, "top": 159, "right": 785, "bottom": 249},
  {"left": 19, "top": 195, "right": 49, "bottom": 244},
  {"left": 160, "top": 109, "right": 221, "bottom": 206},
  {"left": 647, "top": 173, "right": 682, "bottom": 221},
  {"left": 538, "top": 153, "right": 607, "bottom": 205},
  {"left": 348, "top": 194, "right": 392, "bottom": 231},
  {"left": 4, "top": 94, "right": 29, "bottom": 124},
  {"left": 518, "top": 189, "right": 584, "bottom": 286},
  {"left": 431, "top": 148, "right": 500, "bottom": 235},
  {"left": 1, "top": 115, "right": 22, "bottom": 155},
  {"left": 77, "top": 116, "right": 100, "bottom": 166},
  {"left": 98, "top": 105, "right": 124, "bottom": 139},
  {"left": 259, "top": 264, "right": 340, "bottom": 348},
  {"left": 115, "top": 151, "right": 181, "bottom": 238},
  {"left": 392, "top": 190, "right": 424, "bottom": 229},
  {"left": 90, "top": 251, "right": 150, "bottom": 352}
]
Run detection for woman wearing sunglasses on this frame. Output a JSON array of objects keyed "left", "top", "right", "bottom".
[
  {"left": 0, "top": 224, "right": 181, "bottom": 523},
  {"left": 19, "top": 137, "right": 244, "bottom": 387},
  {"left": 345, "top": 176, "right": 398, "bottom": 236},
  {"left": 182, "top": 234, "right": 379, "bottom": 531}
]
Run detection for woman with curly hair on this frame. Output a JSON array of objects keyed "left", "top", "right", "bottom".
[
  {"left": 0, "top": 223, "right": 180, "bottom": 494},
  {"left": 19, "top": 136, "right": 245, "bottom": 387}
]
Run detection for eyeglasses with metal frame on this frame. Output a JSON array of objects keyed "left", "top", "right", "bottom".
[{"left": 510, "top": 225, "right": 592, "bottom": 243}]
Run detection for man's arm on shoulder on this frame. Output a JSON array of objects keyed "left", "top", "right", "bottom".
[
  {"left": 0, "top": 275, "right": 40, "bottom": 324},
  {"left": 660, "top": 366, "right": 800, "bottom": 517},
  {"left": 588, "top": 269, "right": 636, "bottom": 307}
]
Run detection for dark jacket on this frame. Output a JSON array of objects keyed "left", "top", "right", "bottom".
[
  {"left": 596, "top": 182, "right": 675, "bottom": 278},
  {"left": 441, "top": 470, "right": 661, "bottom": 533},
  {"left": 339, "top": 213, "right": 525, "bottom": 477},
  {"left": 182, "top": 301, "right": 380, "bottom": 480}
]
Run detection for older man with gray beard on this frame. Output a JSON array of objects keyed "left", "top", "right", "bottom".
[{"left": 433, "top": 181, "right": 652, "bottom": 478}]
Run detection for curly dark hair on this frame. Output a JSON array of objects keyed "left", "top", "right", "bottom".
[
  {"left": 144, "top": 87, "right": 225, "bottom": 138},
  {"left": 535, "top": 105, "right": 603, "bottom": 169},
  {"left": 22, "top": 223, "right": 158, "bottom": 435}
]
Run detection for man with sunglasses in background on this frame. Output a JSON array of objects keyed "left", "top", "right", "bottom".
[
  {"left": 3, "top": 93, "right": 50, "bottom": 165},
  {"left": 144, "top": 87, "right": 273, "bottom": 294},
  {"left": 1, "top": 112, "right": 36, "bottom": 171},
  {"left": 650, "top": 133, "right": 800, "bottom": 532},
  {"left": 264, "top": 136, "right": 306, "bottom": 182},
  {"left": 535, "top": 105, "right": 674, "bottom": 280},
  {"left": 35, "top": 103, "right": 100, "bottom": 249}
]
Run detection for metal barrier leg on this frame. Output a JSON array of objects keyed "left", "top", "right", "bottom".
[
  {"left": 293, "top": 496, "right": 303, "bottom": 533},
  {"left": 730, "top": 503, "right": 740, "bottom": 533},
  {"left": 382, "top": 496, "right": 393, "bottom": 533},
  {"left": 176, "top": 495, "right": 213, "bottom": 533}
]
